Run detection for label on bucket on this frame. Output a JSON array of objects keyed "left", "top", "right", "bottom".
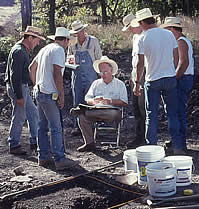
[
  {"left": 138, "top": 160, "right": 160, "bottom": 183},
  {"left": 148, "top": 176, "right": 176, "bottom": 197},
  {"left": 177, "top": 168, "right": 191, "bottom": 184}
]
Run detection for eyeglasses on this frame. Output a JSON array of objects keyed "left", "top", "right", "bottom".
[{"left": 99, "top": 71, "right": 109, "bottom": 75}]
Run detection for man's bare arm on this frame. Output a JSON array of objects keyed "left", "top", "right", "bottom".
[
  {"left": 176, "top": 40, "right": 189, "bottom": 79},
  {"left": 29, "top": 60, "right": 38, "bottom": 85},
  {"left": 53, "top": 64, "right": 64, "bottom": 109},
  {"left": 133, "top": 54, "right": 144, "bottom": 96}
]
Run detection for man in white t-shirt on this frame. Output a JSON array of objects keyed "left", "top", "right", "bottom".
[
  {"left": 161, "top": 17, "right": 194, "bottom": 153},
  {"left": 122, "top": 13, "right": 145, "bottom": 148},
  {"left": 71, "top": 56, "right": 128, "bottom": 152},
  {"left": 133, "top": 8, "right": 183, "bottom": 155},
  {"left": 29, "top": 27, "right": 78, "bottom": 170}
]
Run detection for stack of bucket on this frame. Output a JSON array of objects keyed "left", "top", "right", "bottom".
[{"left": 123, "top": 145, "right": 193, "bottom": 197}]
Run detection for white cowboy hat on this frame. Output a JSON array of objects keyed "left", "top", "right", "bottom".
[
  {"left": 69, "top": 20, "right": 88, "bottom": 34},
  {"left": 47, "top": 34, "right": 77, "bottom": 46},
  {"left": 122, "top": 14, "right": 139, "bottom": 31},
  {"left": 93, "top": 56, "right": 118, "bottom": 75},
  {"left": 135, "top": 8, "right": 159, "bottom": 22},
  {"left": 20, "top": 26, "right": 46, "bottom": 40},
  {"left": 160, "top": 17, "right": 184, "bottom": 28},
  {"left": 47, "top": 27, "right": 74, "bottom": 40}
]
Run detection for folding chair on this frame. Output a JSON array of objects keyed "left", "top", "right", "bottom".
[{"left": 93, "top": 108, "right": 123, "bottom": 148}]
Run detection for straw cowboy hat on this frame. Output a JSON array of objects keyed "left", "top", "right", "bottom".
[
  {"left": 93, "top": 56, "right": 118, "bottom": 75},
  {"left": 122, "top": 13, "right": 139, "bottom": 31},
  {"left": 47, "top": 27, "right": 74, "bottom": 40},
  {"left": 135, "top": 8, "right": 159, "bottom": 22},
  {"left": 20, "top": 26, "right": 45, "bottom": 40},
  {"left": 69, "top": 20, "right": 88, "bottom": 34},
  {"left": 160, "top": 17, "right": 184, "bottom": 28}
]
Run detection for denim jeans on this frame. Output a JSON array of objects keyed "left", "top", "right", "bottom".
[
  {"left": 7, "top": 84, "right": 38, "bottom": 148},
  {"left": 144, "top": 76, "right": 182, "bottom": 149},
  {"left": 177, "top": 75, "right": 193, "bottom": 148},
  {"left": 35, "top": 91, "right": 65, "bottom": 162}
]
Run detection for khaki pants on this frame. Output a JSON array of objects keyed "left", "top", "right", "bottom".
[{"left": 78, "top": 109, "right": 122, "bottom": 144}]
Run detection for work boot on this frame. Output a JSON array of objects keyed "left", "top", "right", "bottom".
[
  {"left": 55, "top": 158, "right": 79, "bottom": 171},
  {"left": 77, "top": 142, "right": 96, "bottom": 152},
  {"left": 9, "top": 146, "right": 27, "bottom": 155},
  {"left": 38, "top": 159, "right": 53, "bottom": 167}
]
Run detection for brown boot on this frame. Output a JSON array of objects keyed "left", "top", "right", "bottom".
[
  {"left": 77, "top": 143, "right": 96, "bottom": 152},
  {"left": 55, "top": 158, "right": 79, "bottom": 171},
  {"left": 9, "top": 146, "right": 27, "bottom": 155}
]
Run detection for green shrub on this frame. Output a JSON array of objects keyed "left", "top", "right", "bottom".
[{"left": 0, "top": 36, "right": 18, "bottom": 61}]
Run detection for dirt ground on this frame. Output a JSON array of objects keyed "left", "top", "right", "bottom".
[{"left": 1, "top": 1, "right": 199, "bottom": 209}]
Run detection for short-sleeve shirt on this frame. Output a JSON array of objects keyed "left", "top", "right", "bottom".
[
  {"left": 85, "top": 77, "right": 128, "bottom": 108},
  {"left": 35, "top": 43, "right": 65, "bottom": 94},
  {"left": 137, "top": 27, "right": 178, "bottom": 81}
]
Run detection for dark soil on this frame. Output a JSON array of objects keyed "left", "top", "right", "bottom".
[{"left": 1, "top": 1, "right": 199, "bottom": 209}]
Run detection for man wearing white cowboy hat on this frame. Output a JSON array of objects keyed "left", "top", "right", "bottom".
[
  {"left": 161, "top": 17, "right": 194, "bottom": 153},
  {"left": 29, "top": 27, "right": 78, "bottom": 170},
  {"left": 5, "top": 26, "right": 45, "bottom": 155},
  {"left": 133, "top": 8, "right": 184, "bottom": 155},
  {"left": 70, "top": 56, "right": 128, "bottom": 152},
  {"left": 122, "top": 13, "right": 146, "bottom": 148},
  {"left": 68, "top": 20, "right": 102, "bottom": 135}
]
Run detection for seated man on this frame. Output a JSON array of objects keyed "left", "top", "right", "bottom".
[{"left": 71, "top": 56, "right": 128, "bottom": 152}]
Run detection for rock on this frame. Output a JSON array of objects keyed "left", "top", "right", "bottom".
[
  {"left": 10, "top": 175, "right": 33, "bottom": 183},
  {"left": 13, "top": 166, "right": 25, "bottom": 176}
]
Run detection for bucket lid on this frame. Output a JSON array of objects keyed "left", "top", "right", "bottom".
[
  {"left": 136, "top": 145, "right": 165, "bottom": 156},
  {"left": 146, "top": 162, "right": 175, "bottom": 171},
  {"left": 164, "top": 155, "right": 192, "bottom": 162},
  {"left": 124, "top": 149, "right": 136, "bottom": 156}
]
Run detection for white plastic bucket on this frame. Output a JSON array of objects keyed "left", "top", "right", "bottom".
[
  {"left": 163, "top": 156, "right": 193, "bottom": 186},
  {"left": 146, "top": 162, "right": 176, "bottom": 197},
  {"left": 123, "top": 149, "right": 137, "bottom": 173},
  {"left": 136, "top": 145, "right": 165, "bottom": 185}
]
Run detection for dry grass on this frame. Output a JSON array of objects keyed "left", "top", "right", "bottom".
[
  {"left": 86, "top": 16, "right": 199, "bottom": 53},
  {"left": 88, "top": 23, "right": 133, "bottom": 51}
]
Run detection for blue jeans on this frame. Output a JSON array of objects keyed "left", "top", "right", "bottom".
[
  {"left": 177, "top": 75, "right": 193, "bottom": 148},
  {"left": 145, "top": 76, "right": 182, "bottom": 149},
  {"left": 7, "top": 84, "right": 38, "bottom": 148},
  {"left": 35, "top": 91, "right": 65, "bottom": 162}
]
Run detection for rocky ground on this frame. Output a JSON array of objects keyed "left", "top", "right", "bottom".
[{"left": 1, "top": 1, "right": 199, "bottom": 209}]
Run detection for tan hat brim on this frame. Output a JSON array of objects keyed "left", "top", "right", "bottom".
[
  {"left": 47, "top": 35, "right": 76, "bottom": 40},
  {"left": 136, "top": 14, "right": 159, "bottom": 22},
  {"left": 20, "top": 32, "right": 46, "bottom": 40},
  {"left": 47, "top": 35, "right": 55, "bottom": 41},
  {"left": 122, "top": 24, "right": 130, "bottom": 32},
  {"left": 160, "top": 23, "right": 184, "bottom": 28},
  {"left": 93, "top": 59, "right": 118, "bottom": 75},
  {"left": 69, "top": 24, "right": 88, "bottom": 34}
]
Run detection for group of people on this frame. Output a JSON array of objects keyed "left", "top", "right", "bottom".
[
  {"left": 5, "top": 7, "right": 194, "bottom": 171},
  {"left": 124, "top": 8, "right": 194, "bottom": 155}
]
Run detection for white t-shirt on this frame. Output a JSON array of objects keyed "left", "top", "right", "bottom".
[
  {"left": 85, "top": 77, "right": 128, "bottom": 107},
  {"left": 131, "top": 33, "right": 144, "bottom": 83},
  {"left": 178, "top": 36, "right": 194, "bottom": 75},
  {"left": 35, "top": 43, "right": 65, "bottom": 94},
  {"left": 137, "top": 27, "right": 178, "bottom": 81}
]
